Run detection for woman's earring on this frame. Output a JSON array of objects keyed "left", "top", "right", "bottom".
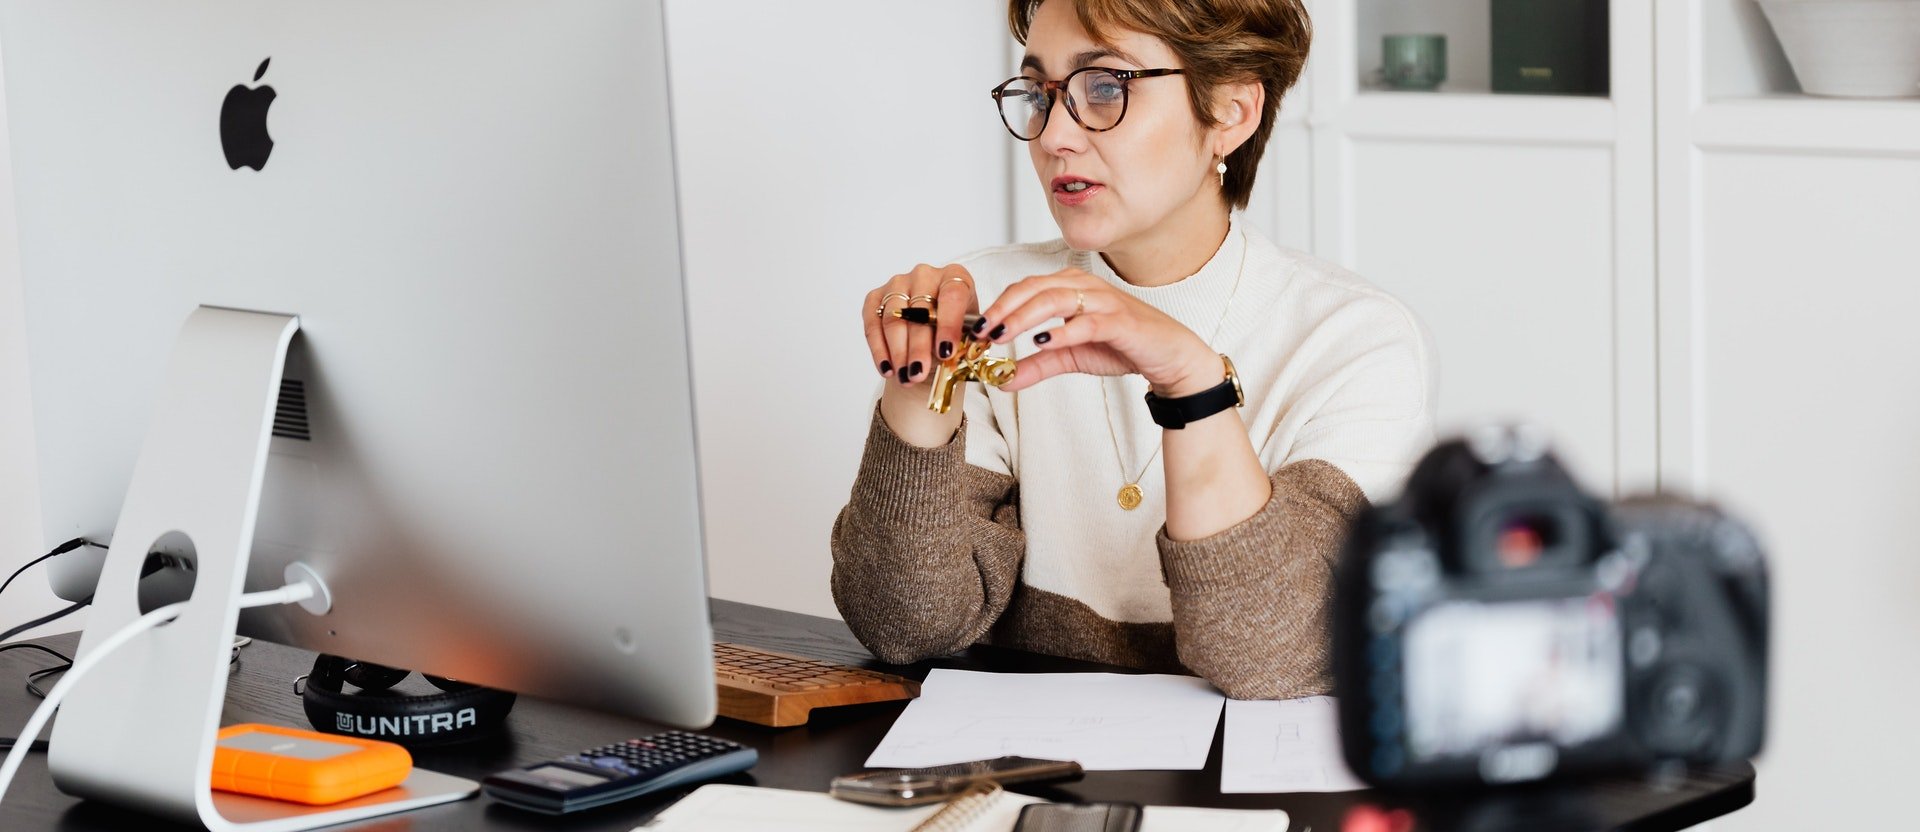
[{"left": 1216, "top": 158, "right": 1227, "bottom": 187}]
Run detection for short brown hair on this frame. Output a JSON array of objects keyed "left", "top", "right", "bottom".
[{"left": 1008, "top": 0, "right": 1311, "bottom": 210}]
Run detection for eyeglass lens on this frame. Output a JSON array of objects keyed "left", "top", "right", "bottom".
[{"left": 998, "top": 69, "right": 1129, "bottom": 140}]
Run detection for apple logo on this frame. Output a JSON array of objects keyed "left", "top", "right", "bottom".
[{"left": 220, "top": 58, "right": 276, "bottom": 171}]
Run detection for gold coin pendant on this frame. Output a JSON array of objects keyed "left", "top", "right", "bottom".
[{"left": 1117, "top": 483, "right": 1144, "bottom": 511}]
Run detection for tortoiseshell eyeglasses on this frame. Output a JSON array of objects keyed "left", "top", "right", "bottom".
[{"left": 989, "top": 66, "right": 1184, "bottom": 141}]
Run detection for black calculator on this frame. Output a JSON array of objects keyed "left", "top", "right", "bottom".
[{"left": 481, "top": 731, "right": 758, "bottom": 814}]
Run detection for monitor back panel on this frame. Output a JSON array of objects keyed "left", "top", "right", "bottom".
[{"left": 0, "top": 0, "right": 716, "bottom": 727}]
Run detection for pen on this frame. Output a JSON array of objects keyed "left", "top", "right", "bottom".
[{"left": 891, "top": 307, "right": 984, "bottom": 332}]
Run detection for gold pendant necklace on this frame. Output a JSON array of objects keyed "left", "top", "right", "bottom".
[
  {"left": 1099, "top": 377, "right": 1167, "bottom": 510},
  {"left": 1098, "top": 225, "right": 1250, "bottom": 511}
]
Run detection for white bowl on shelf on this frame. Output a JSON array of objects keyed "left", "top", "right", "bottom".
[{"left": 1756, "top": 0, "right": 1920, "bottom": 98}]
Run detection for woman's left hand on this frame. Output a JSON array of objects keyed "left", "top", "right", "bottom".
[{"left": 977, "top": 268, "right": 1223, "bottom": 396}]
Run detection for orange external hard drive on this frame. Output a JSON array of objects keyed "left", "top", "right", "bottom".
[{"left": 211, "top": 723, "right": 413, "bottom": 805}]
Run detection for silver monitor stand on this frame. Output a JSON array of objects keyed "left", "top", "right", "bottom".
[{"left": 52, "top": 308, "right": 475, "bottom": 830}]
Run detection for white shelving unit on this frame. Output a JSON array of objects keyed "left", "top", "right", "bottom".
[
  {"left": 1355, "top": 0, "right": 1497, "bottom": 93},
  {"left": 1255, "top": 0, "right": 1655, "bottom": 495},
  {"left": 1685, "top": 0, "right": 1920, "bottom": 157},
  {"left": 1285, "top": 3, "right": 1920, "bottom": 832},
  {"left": 1010, "top": 6, "right": 1918, "bottom": 831},
  {"left": 1654, "top": 8, "right": 1920, "bottom": 826}
]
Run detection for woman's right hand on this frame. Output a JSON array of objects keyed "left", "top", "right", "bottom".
[
  {"left": 863, "top": 263, "right": 978, "bottom": 387},
  {"left": 863, "top": 263, "right": 977, "bottom": 446}
]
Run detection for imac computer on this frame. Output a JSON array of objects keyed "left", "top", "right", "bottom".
[{"left": 0, "top": 0, "right": 715, "bottom": 828}]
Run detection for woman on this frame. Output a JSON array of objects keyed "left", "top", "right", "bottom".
[{"left": 832, "top": 0, "right": 1435, "bottom": 699}]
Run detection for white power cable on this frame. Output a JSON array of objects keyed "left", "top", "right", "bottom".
[{"left": 0, "top": 579, "right": 318, "bottom": 803}]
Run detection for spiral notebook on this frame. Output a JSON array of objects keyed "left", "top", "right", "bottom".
[{"left": 638, "top": 784, "right": 1290, "bottom": 832}]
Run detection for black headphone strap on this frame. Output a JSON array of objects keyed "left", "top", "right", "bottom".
[{"left": 302, "top": 654, "right": 515, "bottom": 747}]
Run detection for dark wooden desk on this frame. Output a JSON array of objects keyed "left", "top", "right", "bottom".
[{"left": 0, "top": 599, "right": 1753, "bottom": 831}]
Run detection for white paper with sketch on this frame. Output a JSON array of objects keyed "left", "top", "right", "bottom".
[
  {"left": 1221, "top": 695, "right": 1368, "bottom": 793},
  {"left": 865, "top": 669, "right": 1227, "bottom": 770}
]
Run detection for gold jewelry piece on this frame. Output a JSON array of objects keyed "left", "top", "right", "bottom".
[
  {"left": 877, "top": 291, "right": 911, "bottom": 318},
  {"left": 908, "top": 294, "right": 936, "bottom": 307},
  {"left": 1099, "top": 226, "right": 1250, "bottom": 510},
  {"left": 1074, "top": 289, "right": 1086, "bottom": 317},
  {"left": 1216, "top": 157, "right": 1227, "bottom": 187},
  {"left": 942, "top": 276, "right": 970, "bottom": 291},
  {"left": 927, "top": 337, "right": 1016, "bottom": 414}
]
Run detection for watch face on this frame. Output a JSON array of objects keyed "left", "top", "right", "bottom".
[{"left": 1222, "top": 355, "right": 1244, "bottom": 406}]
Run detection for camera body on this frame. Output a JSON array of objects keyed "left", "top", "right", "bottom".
[{"left": 1333, "top": 427, "right": 1768, "bottom": 788}]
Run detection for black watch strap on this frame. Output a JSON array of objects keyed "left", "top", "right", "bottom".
[{"left": 1144, "top": 355, "right": 1243, "bottom": 430}]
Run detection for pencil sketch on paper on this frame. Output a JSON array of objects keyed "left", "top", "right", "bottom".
[{"left": 1221, "top": 696, "right": 1368, "bottom": 793}]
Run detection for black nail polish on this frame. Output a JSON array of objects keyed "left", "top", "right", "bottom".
[
  {"left": 910, "top": 361, "right": 924, "bottom": 378},
  {"left": 879, "top": 360, "right": 893, "bottom": 375},
  {"left": 1034, "top": 332, "right": 1051, "bottom": 345},
  {"left": 988, "top": 324, "right": 1006, "bottom": 340},
  {"left": 971, "top": 318, "right": 988, "bottom": 334},
  {"left": 897, "top": 367, "right": 910, "bottom": 384},
  {"left": 939, "top": 341, "right": 954, "bottom": 359}
]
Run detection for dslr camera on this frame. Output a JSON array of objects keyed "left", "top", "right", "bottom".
[{"left": 1333, "top": 426, "right": 1768, "bottom": 788}]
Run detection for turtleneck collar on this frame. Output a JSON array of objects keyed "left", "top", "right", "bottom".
[{"left": 1069, "top": 211, "right": 1249, "bottom": 342}]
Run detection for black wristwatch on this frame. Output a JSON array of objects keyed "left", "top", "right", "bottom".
[{"left": 1144, "top": 355, "right": 1243, "bottom": 429}]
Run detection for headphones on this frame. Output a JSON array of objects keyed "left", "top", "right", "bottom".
[{"left": 299, "top": 654, "right": 516, "bottom": 747}]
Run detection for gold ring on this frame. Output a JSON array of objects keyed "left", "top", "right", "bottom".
[
  {"left": 876, "top": 291, "right": 911, "bottom": 318},
  {"left": 942, "top": 276, "right": 970, "bottom": 291},
  {"left": 1074, "top": 289, "right": 1086, "bottom": 317},
  {"left": 908, "top": 294, "right": 937, "bottom": 307}
]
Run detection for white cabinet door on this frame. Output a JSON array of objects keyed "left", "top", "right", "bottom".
[
  {"left": 1294, "top": 0, "right": 1658, "bottom": 496},
  {"left": 1657, "top": 3, "right": 1920, "bottom": 828}
]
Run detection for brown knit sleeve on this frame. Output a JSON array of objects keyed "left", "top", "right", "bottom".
[
  {"left": 830, "top": 404, "right": 1024, "bottom": 664},
  {"left": 1155, "top": 458, "right": 1369, "bottom": 699}
]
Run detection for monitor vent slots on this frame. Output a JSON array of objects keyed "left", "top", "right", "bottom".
[{"left": 273, "top": 378, "right": 312, "bottom": 441}]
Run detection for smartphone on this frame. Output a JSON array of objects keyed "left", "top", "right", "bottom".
[
  {"left": 828, "top": 756, "right": 1084, "bottom": 807},
  {"left": 1013, "top": 802, "right": 1144, "bottom": 832}
]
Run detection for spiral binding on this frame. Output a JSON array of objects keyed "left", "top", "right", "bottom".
[{"left": 908, "top": 781, "right": 1006, "bottom": 832}]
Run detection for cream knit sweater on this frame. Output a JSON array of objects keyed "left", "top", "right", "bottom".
[{"left": 831, "top": 214, "right": 1437, "bottom": 698}]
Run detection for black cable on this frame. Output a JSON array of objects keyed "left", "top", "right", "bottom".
[
  {"left": 0, "top": 537, "right": 95, "bottom": 601},
  {"left": 0, "top": 540, "right": 226, "bottom": 754},
  {"left": 0, "top": 599, "right": 90, "bottom": 645},
  {"left": 0, "top": 541, "right": 175, "bottom": 645},
  {"left": 0, "top": 642, "right": 72, "bottom": 666},
  {"left": 0, "top": 539, "right": 96, "bottom": 755},
  {"left": 26, "top": 664, "right": 67, "bottom": 699},
  {"left": 0, "top": 537, "right": 103, "bottom": 643},
  {"left": 0, "top": 642, "right": 74, "bottom": 700}
]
